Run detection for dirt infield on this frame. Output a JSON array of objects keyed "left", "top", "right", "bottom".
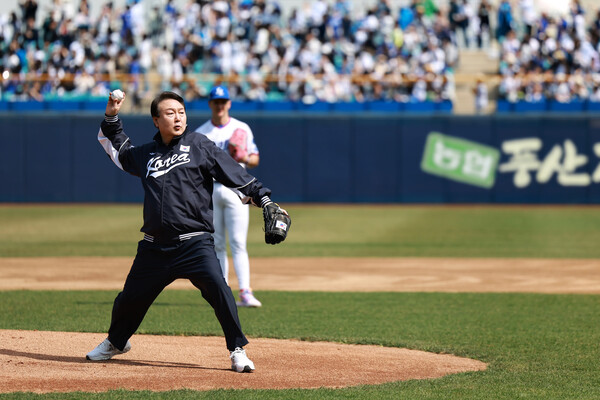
[
  {"left": 1, "top": 257, "right": 599, "bottom": 293},
  {"left": 2, "top": 256, "right": 598, "bottom": 393}
]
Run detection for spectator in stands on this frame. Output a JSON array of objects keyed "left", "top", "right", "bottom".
[
  {"left": 73, "top": 67, "right": 95, "bottom": 94},
  {"left": 518, "top": 0, "right": 536, "bottom": 37},
  {"left": 496, "top": 0, "right": 513, "bottom": 42},
  {"left": 590, "top": 75, "right": 600, "bottom": 101},
  {"left": 19, "top": 0, "right": 38, "bottom": 25},
  {"left": 526, "top": 80, "right": 544, "bottom": 103},
  {"left": 448, "top": 0, "right": 469, "bottom": 48},
  {"left": 5, "top": 11, "right": 22, "bottom": 43},
  {"left": 593, "top": 9, "right": 600, "bottom": 35},
  {"left": 22, "top": 15, "right": 39, "bottom": 46},
  {"left": 552, "top": 73, "right": 572, "bottom": 103},
  {"left": 473, "top": 77, "right": 488, "bottom": 113},
  {"left": 41, "top": 15, "right": 59, "bottom": 44},
  {"left": 398, "top": 3, "right": 414, "bottom": 30},
  {"left": 411, "top": 78, "right": 427, "bottom": 101},
  {"left": 477, "top": 0, "right": 492, "bottom": 48}
]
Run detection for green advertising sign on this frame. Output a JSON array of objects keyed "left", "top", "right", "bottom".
[{"left": 421, "top": 132, "right": 500, "bottom": 188}]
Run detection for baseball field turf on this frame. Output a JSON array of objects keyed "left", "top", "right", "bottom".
[{"left": 1, "top": 204, "right": 599, "bottom": 399}]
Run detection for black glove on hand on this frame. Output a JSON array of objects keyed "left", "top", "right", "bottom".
[{"left": 263, "top": 202, "right": 291, "bottom": 244}]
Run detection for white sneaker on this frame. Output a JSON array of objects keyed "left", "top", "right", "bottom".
[
  {"left": 86, "top": 338, "right": 131, "bottom": 361},
  {"left": 236, "top": 289, "right": 262, "bottom": 307},
  {"left": 230, "top": 347, "right": 255, "bottom": 372}
]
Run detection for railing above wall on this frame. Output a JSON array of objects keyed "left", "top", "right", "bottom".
[
  {"left": 0, "top": 71, "right": 458, "bottom": 114},
  {"left": 0, "top": 99, "right": 454, "bottom": 113},
  {"left": 497, "top": 99, "right": 600, "bottom": 113}
]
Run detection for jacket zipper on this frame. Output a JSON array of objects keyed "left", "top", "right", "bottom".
[{"left": 159, "top": 144, "right": 167, "bottom": 230}]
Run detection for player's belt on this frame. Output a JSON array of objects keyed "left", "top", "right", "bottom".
[{"left": 143, "top": 232, "right": 208, "bottom": 244}]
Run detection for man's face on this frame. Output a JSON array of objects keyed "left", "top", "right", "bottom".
[
  {"left": 153, "top": 98, "right": 187, "bottom": 142},
  {"left": 209, "top": 98, "right": 231, "bottom": 118}
]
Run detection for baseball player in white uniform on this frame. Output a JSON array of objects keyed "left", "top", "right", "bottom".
[{"left": 194, "top": 86, "right": 262, "bottom": 307}]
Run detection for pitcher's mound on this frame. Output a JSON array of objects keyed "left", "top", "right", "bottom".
[{"left": 0, "top": 330, "right": 486, "bottom": 393}]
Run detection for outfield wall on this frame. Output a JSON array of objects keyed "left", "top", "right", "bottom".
[{"left": 2, "top": 112, "right": 600, "bottom": 203}]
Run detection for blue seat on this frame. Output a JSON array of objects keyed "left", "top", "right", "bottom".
[
  {"left": 367, "top": 100, "right": 401, "bottom": 112},
  {"left": 0, "top": 101, "right": 8, "bottom": 111},
  {"left": 548, "top": 100, "right": 584, "bottom": 112},
  {"left": 187, "top": 99, "right": 209, "bottom": 111},
  {"left": 496, "top": 100, "right": 513, "bottom": 112},
  {"left": 405, "top": 101, "right": 436, "bottom": 112},
  {"left": 332, "top": 102, "right": 366, "bottom": 112},
  {"left": 514, "top": 100, "right": 547, "bottom": 112},
  {"left": 436, "top": 99, "right": 453, "bottom": 113},
  {"left": 230, "top": 101, "right": 259, "bottom": 111},
  {"left": 298, "top": 101, "right": 331, "bottom": 112},
  {"left": 81, "top": 99, "right": 108, "bottom": 111},
  {"left": 10, "top": 101, "right": 45, "bottom": 111},
  {"left": 46, "top": 100, "right": 82, "bottom": 111},
  {"left": 586, "top": 101, "right": 600, "bottom": 112},
  {"left": 261, "top": 101, "right": 295, "bottom": 111}
]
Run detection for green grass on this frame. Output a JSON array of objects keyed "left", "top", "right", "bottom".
[
  {"left": 1, "top": 204, "right": 599, "bottom": 398},
  {"left": 0, "top": 290, "right": 598, "bottom": 399},
  {"left": 2, "top": 204, "right": 600, "bottom": 258}
]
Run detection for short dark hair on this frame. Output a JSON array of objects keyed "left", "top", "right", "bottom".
[{"left": 150, "top": 91, "right": 185, "bottom": 117}]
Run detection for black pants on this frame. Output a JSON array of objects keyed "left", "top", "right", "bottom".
[{"left": 107, "top": 234, "right": 248, "bottom": 351}]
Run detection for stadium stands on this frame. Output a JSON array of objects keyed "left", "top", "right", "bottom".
[
  {"left": 496, "top": 0, "right": 600, "bottom": 112},
  {"left": 1, "top": 0, "right": 599, "bottom": 113},
  {"left": 0, "top": 0, "right": 456, "bottom": 112}
]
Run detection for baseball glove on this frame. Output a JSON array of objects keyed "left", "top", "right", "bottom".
[
  {"left": 263, "top": 203, "right": 291, "bottom": 245},
  {"left": 228, "top": 128, "right": 248, "bottom": 163}
]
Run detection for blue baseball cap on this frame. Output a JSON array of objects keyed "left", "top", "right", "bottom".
[{"left": 209, "top": 86, "right": 230, "bottom": 100}]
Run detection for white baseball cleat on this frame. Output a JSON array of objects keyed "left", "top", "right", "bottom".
[
  {"left": 230, "top": 347, "right": 255, "bottom": 373},
  {"left": 236, "top": 289, "right": 262, "bottom": 307},
  {"left": 86, "top": 338, "right": 131, "bottom": 360}
]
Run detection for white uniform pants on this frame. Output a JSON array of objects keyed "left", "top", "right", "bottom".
[{"left": 212, "top": 183, "right": 251, "bottom": 290}]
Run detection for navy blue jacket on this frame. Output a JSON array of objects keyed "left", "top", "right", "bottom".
[{"left": 98, "top": 116, "right": 271, "bottom": 240}]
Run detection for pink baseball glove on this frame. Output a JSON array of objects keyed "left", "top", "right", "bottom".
[{"left": 228, "top": 128, "right": 248, "bottom": 162}]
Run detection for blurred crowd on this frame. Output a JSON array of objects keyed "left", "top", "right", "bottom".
[
  {"left": 0, "top": 0, "right": 463, "bottom": 106},
  {"left": 497, "top": 0, "right": 600, "bottom": 103},
  {"left": 4, "top": 0, "right": 599, "bottom": 109}
]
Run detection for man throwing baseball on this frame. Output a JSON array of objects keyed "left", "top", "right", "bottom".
[
  {"left": 86, "top": 90, "right": 290, "bottom": 372},
  {"left": 194, "top": 86, "right": 263, "bottom": 307}
]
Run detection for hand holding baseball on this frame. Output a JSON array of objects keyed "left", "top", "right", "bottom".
[
  {"left": 111, "top": 89, "right": 124, "bottom": 101},
  {"left": 106, "top": 89, "right": 125, "bottom": 116}
]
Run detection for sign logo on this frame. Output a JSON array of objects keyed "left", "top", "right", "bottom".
[
  {"left": 499, "top": 138, "right": 592, "bottom": 187},
  {"left": 421, "top": 132, "right": 500, "bottom": 188},
  {"left": 180, "top": 145, "right": 190, "bottom": 152}
]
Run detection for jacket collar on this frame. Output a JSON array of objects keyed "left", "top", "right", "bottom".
[{"left": 153, "top": 128, "right": 188, "bottom": 147}]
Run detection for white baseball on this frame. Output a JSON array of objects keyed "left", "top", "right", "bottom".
[{"left": 111, "top": 89, "right": 124, "bottom": 101}]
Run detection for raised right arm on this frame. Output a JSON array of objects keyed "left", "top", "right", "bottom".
[{"left": 97, "top": 91, "right": 140, "bottom": 176}]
